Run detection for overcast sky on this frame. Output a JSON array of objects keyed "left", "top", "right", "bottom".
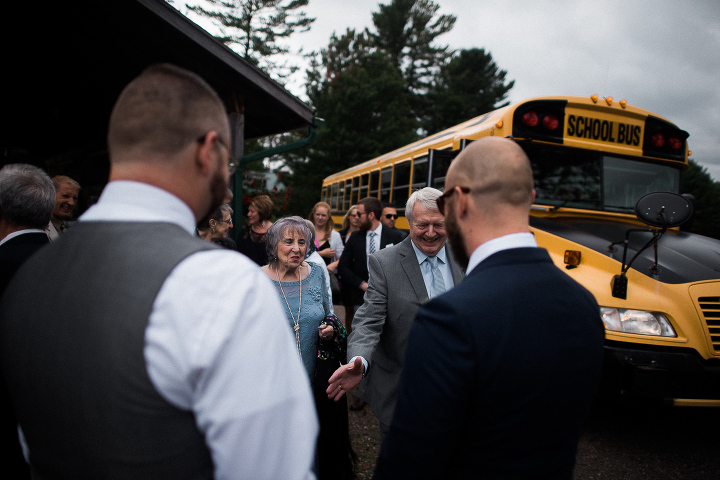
[{"left": 184, "top": 0, "right": 720, "bottom": 181}]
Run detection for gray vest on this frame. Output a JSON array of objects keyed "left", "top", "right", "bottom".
[{"left": 1, "top": 222, "right": 217, "bottom": 479}]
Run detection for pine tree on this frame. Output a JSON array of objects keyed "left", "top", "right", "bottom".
[
  {"left": 680, "top": 159, "right": 720, "bottom": 239},
  {"left": 285, "top": 29, "right": 418, "bottom": 217},
  {"left": 187, "top": 0, "right": 314, "bottom": 80},
  {"left": 424, "top": 48, "right": 514, "bottom": 134}
]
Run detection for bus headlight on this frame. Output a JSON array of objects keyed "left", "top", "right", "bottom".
[{"left": 600, "top": 308, "right": 676, "bottom": 337}]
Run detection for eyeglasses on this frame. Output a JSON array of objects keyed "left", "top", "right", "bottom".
[
  {"left": 217, "top": 217, "right": 233, "bottom": 225},
  {"left": 436, "top": 186, "right": 471, "bottom": 215},
  {"left": 197, "top": 134, "right": 237, "bottom": 176},
  {"left": 384, "top": 214, "right": 398, "bottom": 220},
  {"left": 355, "top": 211, "right": 367, "bottom": 217}
]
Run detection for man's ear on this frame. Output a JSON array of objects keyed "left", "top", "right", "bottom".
[
  {"left": 456, "top": 187, "right": 470, "bottom": 219},
  {"left": 195, "top": 132, "right": 219, "bottom": 175}
]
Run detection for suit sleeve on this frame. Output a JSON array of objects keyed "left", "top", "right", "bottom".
[
  {"left": 373, "top": 296, "right": 475, "bottom": 480},
  {"left": 347, "top": 252, "right": 389, "bottom": 366},
  {"left": 338, "top": 234, "right": 363, "bottom": 290}
]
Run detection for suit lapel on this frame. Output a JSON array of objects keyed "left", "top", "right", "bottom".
[{"left": 398, "top": 238, "right": 429, "bottom": 302}]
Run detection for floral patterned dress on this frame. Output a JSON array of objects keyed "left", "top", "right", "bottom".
[{"left": 271, "top": 263, "right": 328, "bottom": 382}]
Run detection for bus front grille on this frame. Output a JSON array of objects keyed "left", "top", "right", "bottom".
[{"left": 699, "top": 296, "right": 720, "bottom": 353}]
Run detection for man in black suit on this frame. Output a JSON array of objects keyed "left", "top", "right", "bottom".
[
  {"left": 380, "top": 202, "right": 407, "bottom": 240},
  {"left": 0, "top": 164, "right": 55, "bottom": 293},
  {"left": 338, "top": 197, "right": 405, "bottom": 313},
  {"left": 0, "top": 163, "right": 55, "bottom": 478},
  {"left": 374, "top": 137, "right": 605, "bottom": 480}
]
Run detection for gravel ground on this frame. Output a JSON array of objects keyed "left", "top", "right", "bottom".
[{"left": 346, "top": 388, "right": 381, "bottom": 479}]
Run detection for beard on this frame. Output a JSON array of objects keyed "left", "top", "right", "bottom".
[
  {"left": 197, "top": 168, "right": 228, "bottom": 227},
  {"left": 360, "top": 216, "right": 372, "bottom": 231},
  {"left": 445, "top": 204, "right": 470, "bottom": 271}
]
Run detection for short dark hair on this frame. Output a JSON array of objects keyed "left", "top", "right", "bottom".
[
  {"left": 0, "top": 164, "right": 55, "bottom": 229},
  {"left": 359, "top": 197, "right": 382, "bottom": 220},
  {"left": 108, "top": 63, "right": 227, "bottom": 162}
]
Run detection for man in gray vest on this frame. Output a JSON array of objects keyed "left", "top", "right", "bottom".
[{"left": 0, "top": 64, "right": 317, "bottom": 479}]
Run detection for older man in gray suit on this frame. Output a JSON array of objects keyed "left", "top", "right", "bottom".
[{"left": 327, "top": 187, "right": 464, "bottom": 436}]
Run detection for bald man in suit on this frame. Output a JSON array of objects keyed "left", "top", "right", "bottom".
[{"left": 374, "top": 137, "right": 604, "bottom": 480}]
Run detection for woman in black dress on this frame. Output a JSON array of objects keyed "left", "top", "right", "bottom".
[{"left": 237, "top": 195, "right": 273, "bottom": 265}]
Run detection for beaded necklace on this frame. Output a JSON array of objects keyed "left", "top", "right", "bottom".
[{"left": 276, "top": 264, "right": 302, "bottom": 356}]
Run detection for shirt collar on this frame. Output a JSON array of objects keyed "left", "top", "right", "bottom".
[
  {"left": 466, "top": 232, "right": 537, "bottom": 275},
  {"left": 411, "top": 240, "right": 447, "bottom": 265},
  {"left": 367, "top": 223, "right": 382, "bottom": 238},
  {"left": 0, "top": 229, "right": 46, "bottom": 247},
  {"left": 79, "top": 180, "right": 197, "bottom": 235}
]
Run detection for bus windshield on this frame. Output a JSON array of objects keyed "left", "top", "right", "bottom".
[{"left": 524, "top": 144, "right": 680, "bottom": 214}]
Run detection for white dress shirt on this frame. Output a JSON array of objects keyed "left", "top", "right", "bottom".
[
  {"left": 410, "top": 242, "right": 454, "bottom": 299},
  {"left": 80, "top": 181, "right": 318, "bottom": 480},
  {"left": 0, "top": 228, "right": 46, "bottom": 246},
  {"left": 365, "top": 223, "right": 383, "bottom": 269},
  {"left": 466, "top": 232, "right": 538, "bottom": 275}
]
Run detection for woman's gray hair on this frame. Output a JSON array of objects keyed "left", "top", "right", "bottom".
[
  {"left": 266, "top": 216, "right": 314, "bottom": 264},
  {"left": 197, "top": 203, "right": 232, "bottom": 230},
  {"left": 405, "top": 187, "right": 443, "bottom": 225}
]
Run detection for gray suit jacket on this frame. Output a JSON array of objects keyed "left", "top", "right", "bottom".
[{"left": 347, "top": 235, "right": 464, "bottom": 426}]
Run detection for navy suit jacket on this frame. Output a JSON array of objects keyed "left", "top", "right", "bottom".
[
  {"left": 374, "top": 247, "right": 605, "bottom": 480},
  {"left": 0, "top": 231, "right": 49, "bottom": 294},
  {"left": 338, "top": 227, "right": 405, "bottom": 306},
  {"left": 0, "top": 230, "right": 49, "bottom": 479}
]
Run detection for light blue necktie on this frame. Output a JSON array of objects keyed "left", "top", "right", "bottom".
[
  {"left": 428, "top": 255, "right": 446, "bottom": 298},
  {"left": 368, "top": 231, "right": 377, "bottom": 255}
]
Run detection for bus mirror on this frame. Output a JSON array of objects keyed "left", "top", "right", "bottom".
[{"left": 634, "top": 192, "right": 693, "bottom": 228}]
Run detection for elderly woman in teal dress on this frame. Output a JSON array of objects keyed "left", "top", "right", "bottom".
[
  {"left": 261, "top": 216, "right": 335, "bottom": 380},
  {"left": 262, "top": 216, "right": 355, "bottom": 480}
]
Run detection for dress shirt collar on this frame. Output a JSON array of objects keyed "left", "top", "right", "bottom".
[
  {"left": 466, "top": 232, "right": 537, "bottom": 275},
  {"left": 0, "top": 229, "right": 46, "bottom": 247},
  {"left": 79, "top": 181, "right": 197, "bottom": 235},
  {"left": 366, "top": 223, "right": 382, "bottom": 240},
  {"left": 411, "top": 240, "right": 448, "bottom": 266}
]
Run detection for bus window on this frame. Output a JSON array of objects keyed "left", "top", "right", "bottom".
[
  {"left": 370, "top": 170, "right": 380, "bottom": 198},
  {"left": 351, "top": 176, "right": 360, "bottom": 204},
  {"left": 393, "top": 161, "right": 411, "bottom": 211},
  {"left": 412, "top": 155, "right": 429, "bottom": 190},
  {"left": 344, "top": 180, "right": 352, "bottom": 210},
  {"left": 380, "top": 167, "right": 392, "bottom": 203},
  {"left": 528, "top": 145, "right": 601, "bottom": 211},
  {"left": 429, "top": 149, "right": 457, "bottom": 191},
  {"left": 330, "top": 183, "right": 339, "bottom": 210},
  {"left": 360, "top": 173, "right": 369, "bottom": 199},
  {"left": 603, "top": 156, "right": 679, "bottom": 212}
]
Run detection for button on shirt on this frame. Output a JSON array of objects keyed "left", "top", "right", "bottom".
[
  {"left": 411, "top": 242, "right": 454, "bottom": 299},
  {"left": 79, "top": 181, "right": 318, "bottom": 480}
]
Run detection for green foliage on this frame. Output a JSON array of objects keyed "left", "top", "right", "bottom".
[
  {"left": 187, "top": 0, "right": 314, "bottom": 79},
  {"left": 680, "top": 159, "right": 720, "bottom": 239},
  {"left": 284, "top": 29, "right": 419, "bottom": 217},
  {"left": 372, "top": 0, "right": 455, "bottom": 94},
  {"left": 424, "top": 48, "right": 514, "bottom": 134}
]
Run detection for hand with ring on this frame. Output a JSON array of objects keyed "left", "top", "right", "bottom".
[{"left": 319, "top": 324, "right": 334, "bottom": 340}]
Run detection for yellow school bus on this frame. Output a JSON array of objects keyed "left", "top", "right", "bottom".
[{"left": 322, "top": 95, "right": 720, "bottom": 406}]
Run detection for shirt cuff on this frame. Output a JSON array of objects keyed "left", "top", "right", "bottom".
[{"left": 349, "top": 355, "right": 368, "bottom": 377}]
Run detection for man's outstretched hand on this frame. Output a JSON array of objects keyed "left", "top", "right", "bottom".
[{"left": 326, "top": 356, "right": 364, "bottom": 401}]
